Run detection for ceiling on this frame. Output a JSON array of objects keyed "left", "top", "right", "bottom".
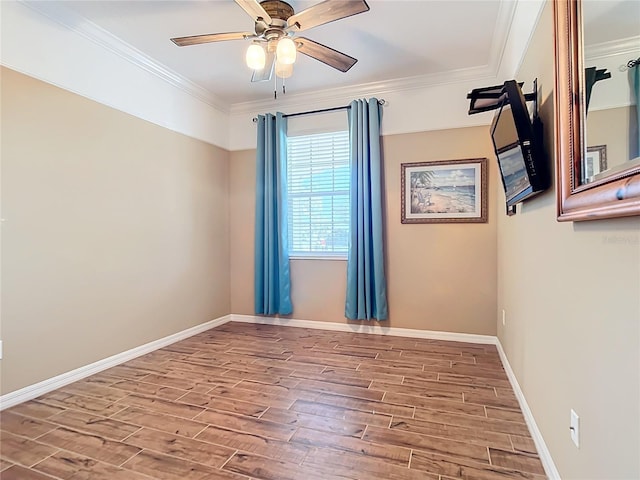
[
  {"left": 43, "top": 0, "right": 513, "bottom": 106},
  {"left": 583, "top": 0, "right": 640, "bottom": 46}
]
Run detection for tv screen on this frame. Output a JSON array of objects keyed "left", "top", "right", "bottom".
[
  {"left": 492, "top": 104, "right": 532, "bottom": 203},
  {"left": 499, "top": 145, "right": 531, "bottom": 200},
  {"left": 490, "top": 80, "right": 549, "bottom": 210}
]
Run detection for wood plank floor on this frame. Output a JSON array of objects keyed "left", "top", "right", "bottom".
[{"left": 0, "top": 322, "right": 546, "bottom": 480}]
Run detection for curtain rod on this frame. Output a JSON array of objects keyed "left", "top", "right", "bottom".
[
  {"left": 627, "top": 57, "right": 639, "bottom": 69},
  {"left": 252, "top": 99, "right": 386, "bottom": 123}
]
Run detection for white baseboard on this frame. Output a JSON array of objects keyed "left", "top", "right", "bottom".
[
  {"left": 0, "top": 314, "right": 232, "bottom": 410},
  {"left": 230, "top": 314, "right": 498, "bottom": 345},
  {"left": 496, "top": 339, "right": 561, "bottom": 479}
]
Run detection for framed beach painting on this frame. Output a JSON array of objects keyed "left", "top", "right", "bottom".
[
  {"left": 584, "top": 145, "right": 608, "bottom": 182},
  {"left": 401, "top": 158, "right": 488, "bottom": 224}
]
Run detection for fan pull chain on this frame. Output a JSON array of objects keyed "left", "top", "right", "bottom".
[{"left": 272, "top": 71, "right": 287, "bottom": 99}]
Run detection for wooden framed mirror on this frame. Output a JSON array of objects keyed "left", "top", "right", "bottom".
[{"left": 553, "top": 0, "right": 640, "bottom": 221}]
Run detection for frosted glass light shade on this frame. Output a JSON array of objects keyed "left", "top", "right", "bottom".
[
  {"left": 246, "top": 44, "right": 266, "bottom": 70},
  {"left": 276, "top": 37, "right": 296, "bottom": 65},
  {"left": 275, "top": 60, "right": 293, "bottom": 78}
]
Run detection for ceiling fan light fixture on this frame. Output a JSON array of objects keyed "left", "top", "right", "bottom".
[
  {"left": 171, "top": 0, "right": 371, "bottom": 91},
  {"left": 246, "top": 43, "right": 266, "bottom": 70},
  {"left": 276, "top": 37, "right": 296, "bottom": 65},
  {"left": 275, "top": 60, "right": 293, "bottom": 78}
]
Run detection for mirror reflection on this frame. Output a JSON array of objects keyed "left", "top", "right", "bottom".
[{"left": 582, "top": 0, "right": 640, "bottom": 185}]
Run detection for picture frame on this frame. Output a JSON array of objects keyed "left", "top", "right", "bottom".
[
  {"left": 401, "top": 158, "right": 488, "bottom": 224},
  {"left": 584, "top": 145, "right": 608, "bottom": 181}
]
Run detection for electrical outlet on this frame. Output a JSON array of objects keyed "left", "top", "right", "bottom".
[
  {"left": 570, "top": 409, "right": 580, "bottom": 447},
  {"left": 502, "top": 309, "right": 506, "bottom": 326},
  {"left": 0, "top": 340, "right": 3, "bottom": 360}
]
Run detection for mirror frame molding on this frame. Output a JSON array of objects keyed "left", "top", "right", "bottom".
[{"left": 554, "top": 0, "right": 640, "bottom": 221}]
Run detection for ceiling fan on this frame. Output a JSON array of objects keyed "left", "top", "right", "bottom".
[{"left": 170, "top": 0, "right": 370, "bottom": 83}]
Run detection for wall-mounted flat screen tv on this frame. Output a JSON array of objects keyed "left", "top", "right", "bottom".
[{"left": 490, "top": 80, "right": 549, "bottom": 213}]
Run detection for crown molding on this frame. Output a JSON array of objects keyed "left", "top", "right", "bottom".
[
  {"left": 230, "top": 65, "right": 497, "bottom": 116},
  {"left": 585, "top": 36, "right": 640, "bottom": 61},
  {"left": 485, "top": 0, "right": 518, "bottom": 77},
  {"left": 496, "top": 0, "right": 545, "bottom": 81},
  {"left": 20, "top": 0, "right": 230, "bottom": 114}
]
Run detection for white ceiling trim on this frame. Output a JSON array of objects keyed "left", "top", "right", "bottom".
[
  {"left": 229, "top": 65, "right": 497, "bottom": 116},
  {"left": 586, "top": 36, "right": 640, "bottom": 61},
  {"left": 20, "top": 0, "right": 229, "bottom": 113},
  {"left": 227, "top": 77, "right": 498, "bottom": 151},
  {"left": 496, "top": 0, "right": 545, "bottom": 82},
  {"left": 484, "top": 0, "right": 517, "bottom": 81},
  {"left": 585, "top": 39, "right": 638, "bottom": 111}
]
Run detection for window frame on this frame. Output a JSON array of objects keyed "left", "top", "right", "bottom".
[{"left": 286, "top": 129, "right": 350, "bottom": 260}]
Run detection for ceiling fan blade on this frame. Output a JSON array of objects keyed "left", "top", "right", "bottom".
[
  {"left": 296, "top": 37, "right": 357, "bottom": 72},
  {"left": 171, "top": 32, "right": 255, "bottom": 47},
  {"left": 235, "top": 0, "right": 273, "bottom": 24},
  {"left": 251, "top": 51, "right": 276, "bottom": 82},
  {"left": 287, "top": 0, "right": 369, "bottom": 32}
]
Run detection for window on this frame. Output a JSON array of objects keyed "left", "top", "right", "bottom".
[{"left": 287, "top": 130, "right": 350, "bottom": 258}]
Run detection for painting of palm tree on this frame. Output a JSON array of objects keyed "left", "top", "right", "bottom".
[{"left": 411, "top": 170, "right": 434, "bottom": 189}]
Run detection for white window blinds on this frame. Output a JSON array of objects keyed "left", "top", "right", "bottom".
[{"left": 286, "top": 130, "right": 350, "bottom": 257}]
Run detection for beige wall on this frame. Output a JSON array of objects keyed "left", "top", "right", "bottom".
[
  {"left": 587, "top": 105, "right": 639, "bottom": 169},
  {"left": 498, "top": 3, "right": 640, "bottom": 478},
  {"left": 231, "top": 127, "right": 498, "bottom": 335},
  {"left": 1, "top": 67, "right": 231, "bottom": 394}
]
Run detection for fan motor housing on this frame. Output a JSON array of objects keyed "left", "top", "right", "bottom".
[
  {"left": 255, "top": 0, "right": 293, "bottom": 36},
  {"left": 260, "top": 0, "right": 294, "bottom": 20}
]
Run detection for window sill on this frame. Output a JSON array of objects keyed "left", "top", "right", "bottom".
[{"left": 289, "top": 255, "right": 347, "bottom": 261}]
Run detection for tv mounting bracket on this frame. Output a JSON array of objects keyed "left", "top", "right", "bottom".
[{"left": 466, "top": 79, "right": 538, "bottom": 116}]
